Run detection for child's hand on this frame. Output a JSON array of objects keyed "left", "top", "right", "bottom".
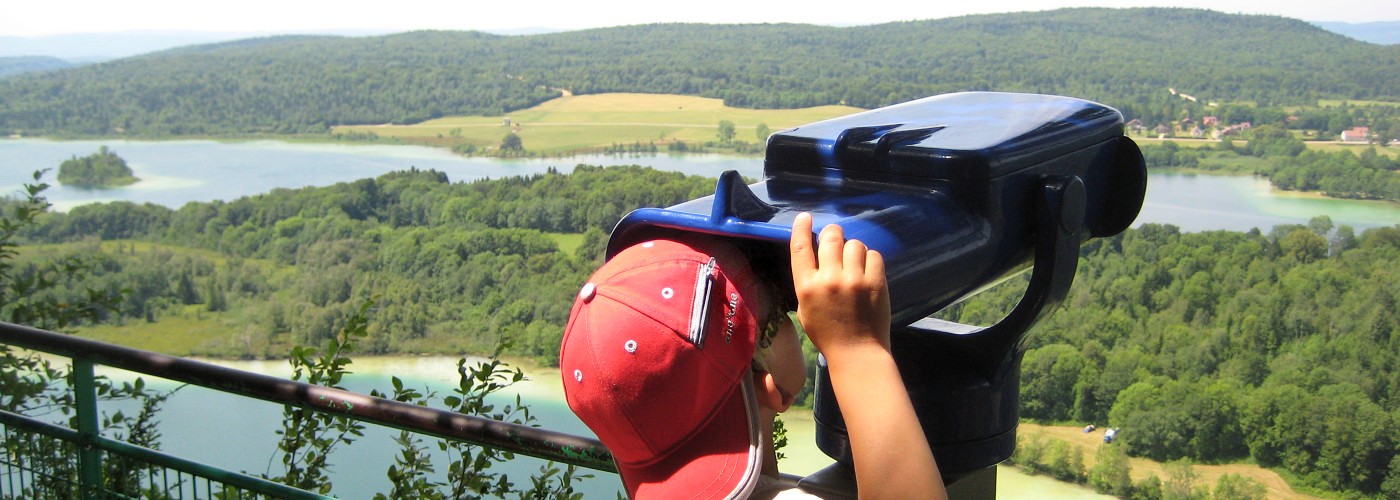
[
  {"left": 788, "top": 212, "right": 892, "bottom": 358},
  {"left": 790, "top": 212, "right": 946, "bottom": 499}
]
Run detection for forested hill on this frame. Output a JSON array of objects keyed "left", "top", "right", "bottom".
[
  {"left": 0, "top": 56, "right": 71, "bottom": 79},
  {"left": 1, "top": 8, "right": 1396, "bottom": 136}
]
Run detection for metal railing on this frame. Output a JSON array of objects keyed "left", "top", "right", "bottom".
[{"left": 0, "top": 321, "right": 615, "bottom": 499}]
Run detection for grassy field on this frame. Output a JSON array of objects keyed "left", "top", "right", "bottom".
[
  {"left": 1304, "top": 141, "right": 1398, "bottom": 156},
  {"left": 1134, "top": 136, "right": 1397, "bottom": 157},
  {"left": 341, "top": 93, "right": 1397, "bottom": 159},
  {"left": 1021, "top": 423, "right": 1324, "bottom": 499},
  {"left": 1316, "top": 99, "right": 1400, "bottom": 108},
  {"left": 545, "top": 231, "right": 586, "bottom": 255},
  {"left": 79, "top": 305, "right": 258, "bottom": 357},
  {"left": 332, "top": 93, "right": 863, "bottom": 154}
]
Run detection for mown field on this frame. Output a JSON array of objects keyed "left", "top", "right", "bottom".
[{"left": 332, "top": 93, "right": 863, "bottom": 154}]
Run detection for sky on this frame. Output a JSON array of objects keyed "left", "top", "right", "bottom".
[{"left": 2, "top": 0, "right": 1397, "bottom": 37}]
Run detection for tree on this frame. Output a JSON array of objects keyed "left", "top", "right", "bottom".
[
  {"left": 1162, "top": 460, "right": 1205, "bottom": 500},
  {"left": 1021, "top": 344, "right": 1087, "bottom": 421},
  {"left": 205, "top": 279, "right": 227, "bottom": 312},
  {"left": 1382, "top": 455, "right": 1400, "bottom": 500},
  {"left": 1212, "top": 474, "right": 1265, "bottom": 500},
  {"left": 175, "top": 269, "right": 200, "bottom": 305},
  {"left": 1089, "top": 443, "right": 1133, "bottom": 496},
  {"left": 500, "top": 132, "right": 523, "bottom": 152},
  {"left": 1280, "top": 228, "right": 1328, "bottom": 264},
  {"left": 1371, "top": 120, "right": 1395, "bottom": 147},
  {"left": 1132, "top": 475, "right": 1164, "bottom": 500},
  {"left": 755, "top": 123, "right": 771, "bottom": 143},
  {"left": 717, "top": 120, "right": 736, "bottom": 144}
]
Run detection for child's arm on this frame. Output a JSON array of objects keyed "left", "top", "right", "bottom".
[{"left": 789, "top": 212, "right": 947, "bottom": 500}]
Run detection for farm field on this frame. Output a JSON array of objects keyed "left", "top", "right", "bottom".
[{"left": 332, "top": 93, "right": 863, "bottom": 154}]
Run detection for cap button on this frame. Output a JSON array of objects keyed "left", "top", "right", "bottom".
[{"left": 579, "top": 283, "right": 597, "bottom": 302}]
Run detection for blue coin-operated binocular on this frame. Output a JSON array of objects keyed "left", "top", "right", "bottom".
[{"left": 606, "top": 92, "right": 1146, "bottom": 482}]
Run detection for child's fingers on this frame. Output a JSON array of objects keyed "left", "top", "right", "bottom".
[
  {"left": 790, "top": 212, "right": 817, "bottom": 281},
  {"left": 817, "top": 223, "right": 846, "bottom": 271},
  {"left": 865, "top": 249, "right": 887, "bottom": 286},
  {"left": 843, "top": 238, "right": 867, "bottom": 273}
]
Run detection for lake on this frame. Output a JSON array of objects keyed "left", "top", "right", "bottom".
[
  {"left": 2, "top": 138, "right": 1398, "bottom": 232},
  {"left": 92, "top": 356, "right": 1109, "bottom": 499},
  {"left": 0, "top": 137, "right": 1237, "bottom": 495},
  {"left": 2, "top": 138, "right": 1392, "bottom": 497}
]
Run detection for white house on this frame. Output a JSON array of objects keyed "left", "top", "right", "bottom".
[{"left": 1341, "top": 127, "right": 1370, "bottom": 142}]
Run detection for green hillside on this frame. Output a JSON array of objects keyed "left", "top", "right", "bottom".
[
  {"left": 1, "top": 8, "right": 1396, "bottom": 136},
  {"left": 0, "top": 56, "right": 71, "bottom": 79}
]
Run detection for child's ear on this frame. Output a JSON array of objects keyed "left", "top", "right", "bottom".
[{"left": 751, "top": 370, "right": 793, "bottom": 412}]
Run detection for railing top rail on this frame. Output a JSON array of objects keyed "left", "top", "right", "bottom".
[{"left": 0, "top": 320, "right": 617, "bottom": 473}]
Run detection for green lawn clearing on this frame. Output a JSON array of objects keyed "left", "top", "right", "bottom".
[{"left": 333, "top": 93, "right": 863, "bottom": 155}]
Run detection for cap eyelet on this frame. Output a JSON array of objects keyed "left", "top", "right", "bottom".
[
  {"left": 573, "top": 369, "right": 583, "bottom": 382},
  {"left": 661, "top": 287, "right": 674, "bottom": 299},
  {"left": 624, "top": 340, "right": 638, "bottom": 353}
]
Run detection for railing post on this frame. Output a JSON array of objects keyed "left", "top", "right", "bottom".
[{"left": 71, "top": 358, "right": 103, "bottom": 499}]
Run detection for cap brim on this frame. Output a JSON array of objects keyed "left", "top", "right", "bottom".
[{"left": 619, "top": 381, "right": 762, "bottom": 499}]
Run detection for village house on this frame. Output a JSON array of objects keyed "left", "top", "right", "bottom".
[
  {"left": 1202, "top": 116, "right": 1219, "bottom": 127},
  {"left": 1341, "top": 126, "right": 1370, "bottom": 142},
  {"left": 1216, "top": 122, "right": 1253, "bottom": 139}
]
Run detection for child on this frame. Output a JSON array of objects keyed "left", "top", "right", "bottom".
[{"left": 559, "top": 213, "right": 945, "bottom": 499}]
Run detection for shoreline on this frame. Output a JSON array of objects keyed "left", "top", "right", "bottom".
[{"left": 11, "top": 135, "right": 1389, "bottom": 207}]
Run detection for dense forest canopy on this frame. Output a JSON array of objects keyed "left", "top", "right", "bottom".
[{"left": 1, "top": 8, "right": 1397, "bottom": 136}]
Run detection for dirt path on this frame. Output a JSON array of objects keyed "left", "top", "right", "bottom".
[{"left": 1020, "top": 423, "right": 1323, "bottom": 500}]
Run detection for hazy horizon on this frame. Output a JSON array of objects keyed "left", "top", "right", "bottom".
[
  {"left": 4, "top": 1, "right": 1398, "bottom": 38},
  {"left": 4, "top": 14, "right": 1395, "bottom": 62}
]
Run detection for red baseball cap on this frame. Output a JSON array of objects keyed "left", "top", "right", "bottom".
[{"left": 560, "top": 236, "right": 771, "bottom": 499}]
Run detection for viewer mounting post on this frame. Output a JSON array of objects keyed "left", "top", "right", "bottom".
[{"left": 607, "top": 92, "right": 1147, "bottom": 498}]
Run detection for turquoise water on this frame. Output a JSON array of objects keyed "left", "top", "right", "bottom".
[
  {"left": 2, "top": 139, "right": 1397, "bottom": 231},
  {"left": 93, "top": 356, "right": 1110, "bottom": 498},
  {"left": 93, "top": 357, "right": 623, "bottom": 498},
  {"left": 1137, "top": 171, "right": 1399, "bottom": 232}
]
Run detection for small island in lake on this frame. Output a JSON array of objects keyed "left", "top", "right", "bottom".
[{"left": 57, "top": 146, "right": 140, "bottom": 188}]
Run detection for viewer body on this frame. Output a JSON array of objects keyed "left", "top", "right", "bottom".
[{"left": 559, "top": 213, "right": 945, "bottom": 499}]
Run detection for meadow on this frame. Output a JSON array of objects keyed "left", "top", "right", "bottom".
[
  {"left": 338, "top": 93, "right": 1397, "bottom": 161},
  {"left": 332, "top": 93, "right": 863, "bottom": 154}
]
